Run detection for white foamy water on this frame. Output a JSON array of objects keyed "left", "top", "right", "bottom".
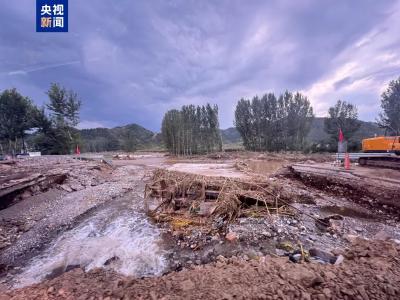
[{"left": 14, "top": 196, "right": 166, "bottom": 288}]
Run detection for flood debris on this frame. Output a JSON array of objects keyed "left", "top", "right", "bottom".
[{"left": 144, "top": 168, "right": 294, "bottom": 227}]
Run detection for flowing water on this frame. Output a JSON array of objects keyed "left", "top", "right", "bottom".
[{"left": 13, "top": 193, "right": 167, "bottom": 288}]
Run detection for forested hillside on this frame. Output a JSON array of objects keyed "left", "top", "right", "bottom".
[{"left": 80, "top": 123, "right": 161, "bottom": 152}]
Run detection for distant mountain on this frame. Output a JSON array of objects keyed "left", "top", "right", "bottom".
[
  {"left": 80, "top": 123, "right": 162, "bottom": 152},
  {"left": 306, "top": 117, "right": 385, "bottom": 144},
  {"left": 220, "top": 127, "right": 242, "bottom": 144},
  {"left": 220, "top": 117, "right": 385, "bottom": 145}
]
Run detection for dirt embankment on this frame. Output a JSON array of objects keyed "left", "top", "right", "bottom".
[
  {"left": 3, "top": 238, "right": 400, "bottom": 300},
  {"left": 289, "top": 163, "right": 400, "bottom": 214}
]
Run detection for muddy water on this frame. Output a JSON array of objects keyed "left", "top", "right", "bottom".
[{"left": 12, "top": 193, "right": 167, "bottom": 288}]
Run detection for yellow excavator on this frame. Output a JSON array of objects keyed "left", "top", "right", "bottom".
[
  {"left": 358, "top": 135, "right": 400, "bottom": 168},
  {"left": 362, "top": 136, "right": 400, "bottom": 154}
]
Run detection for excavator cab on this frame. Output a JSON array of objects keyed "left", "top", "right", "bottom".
[{"left": 362, "top": 136, "right": 400, "bottom": 154}]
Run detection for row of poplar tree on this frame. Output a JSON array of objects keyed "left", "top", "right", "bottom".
[
  {"left": 161, "top": 104, "right": 222, "bottom": 155},
  {"left": 162, "top": 75, "right": 400, "bottom": 154},
  {"left": 234, "top": 91, "right": 314, "bottom": 151}
]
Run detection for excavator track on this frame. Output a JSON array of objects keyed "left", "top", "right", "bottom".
[{"left": 359, "top": 157, "right": 400, "bottom": 170}]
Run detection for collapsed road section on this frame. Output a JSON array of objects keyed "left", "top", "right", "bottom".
[{"left": 0, "top": 155, "right": 166, "bottom": 291}]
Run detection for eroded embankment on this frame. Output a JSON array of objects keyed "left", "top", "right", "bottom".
[{"left": 288, "top": 164, "right": 400, "bottom": 215}]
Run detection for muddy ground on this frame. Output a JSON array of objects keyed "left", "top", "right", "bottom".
[
  {"left": 4, "top": 238, "right": 400, "bottom": 300},
  {"left": 1, "top": 152, "right": 400, "bottom": 299}
]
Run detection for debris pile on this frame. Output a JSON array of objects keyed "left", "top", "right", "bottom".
[{"left": 145, "top": 168, "right": 294, "bottom": 226}]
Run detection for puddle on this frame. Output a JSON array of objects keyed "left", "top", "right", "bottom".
[
  {"left": 320, "top": 205, "right": 376, "bottom": 220},
  {"left": 12, "top": 194, "right": 167, "bottom": 288}
]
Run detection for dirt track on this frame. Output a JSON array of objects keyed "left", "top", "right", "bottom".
[{"left": 3, "top": 238, "right": 400, "bottom": 299}]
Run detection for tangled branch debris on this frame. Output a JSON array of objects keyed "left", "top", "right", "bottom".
[{"left": 144, "top": 168, "right": 294, "bottom": 226}]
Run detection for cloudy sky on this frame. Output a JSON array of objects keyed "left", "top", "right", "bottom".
[{"left": 1, "top": 0, "right": 400, "bottom": 131}]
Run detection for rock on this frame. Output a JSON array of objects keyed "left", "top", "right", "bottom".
[
  {"left": 344, "top": 234, "right": 358, "bottom": 243},
  {"left": 60, "top": 184, "right": 73, "bottom": 192},
  {"left": 221, "top": 292, "right": 233, "bottom": 300},
  {"left": 329, "top": 220, "right": 343, "bottom": 233},
  {"left": 355, "top": 227, "right": 363, "bottom": 232},
  {"left": 275, "top": 249, "right": 286, "bottom": 256},
  {"left": 47, "top": 286, "right": 55, "bottom": 293},
  {"left": 216, "top": 255, "right": 226, "bottom": 262},
  {"left": 334, "top": 255, "right": 344, "bottom": 265},
  {"left": 289, "top": 253, "right": 302, "bottom": 263},
  {"left": 357, "top": 286, "right": 369, "bottom": 299},
  {"left": 323, "top": 271, "right": 337, "bottom": 280},
  {"left": 211, "top": 235, "right": 220, "bottom": 241},
  {"left": 308, "top": 235, "right": 317, "bottom": 241},
  {"left": 225, "top": 232, "right": 238, "bottom": 242},
  {"left": 309, "top": 248, "right": 337, "bottom": 264},
  {"left": 341, "top": 288, "right": 355, "bottom": 296},
  {"left": 261, "top": 231, "right": 272, "bottom": 238},
  {"left": 311, "top": 275, "right": 324, "bottom": 287},
  {"left": 57, "top": 289, "right": 65, "bottom": 296},
  {"left": 198, "top": 202, "right": 217, "bottom": 216},
  {"left": 373, "top": 230, "right": 391, "bottom": 241}
]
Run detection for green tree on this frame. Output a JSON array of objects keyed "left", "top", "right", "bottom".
[
  {"left": 0, "top": 88, "right": 40, "bottom": 155},
  {"left": 161, "top": 104, "right": 222, "bottom": 155},
  {"left": 43, "top": 83, "right": 82, "bottom": 154},
  {"left": 234, "top": 91, "right": 314, "bottom": 151},
  {"left": 378, "top": 77, "right": 400, "bottom": 134},
  {"left": 234, "top": 99, "right": 254, "bottom": 150},
  {"left": 324, "top": 100, "right": 361, "bottom": 149}
]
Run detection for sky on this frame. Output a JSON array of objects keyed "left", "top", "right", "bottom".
[{"left": 1, "top": 0, "right": 400, "bottom": 131}]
